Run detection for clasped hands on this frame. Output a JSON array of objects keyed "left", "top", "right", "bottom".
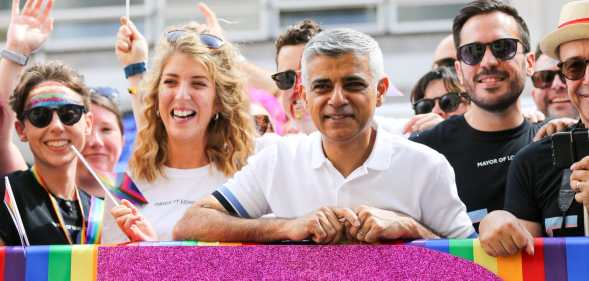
[{"left": 286, "top": 206, "right": 416, "bottom": 244}]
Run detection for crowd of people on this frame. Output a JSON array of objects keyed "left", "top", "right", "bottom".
[{"left": 1, "top": 0, "right": 589, "bottom": 259}]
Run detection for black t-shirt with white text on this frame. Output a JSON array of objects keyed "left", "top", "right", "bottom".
[
  {"left": 0, "top": 169, "right": 91, "bottom": 246},
  {"left": 505, "top": 129, "right": 584, "bottom": 236},
  {"left": 410, "top": 115, "right": 539, "bottom": 229}
]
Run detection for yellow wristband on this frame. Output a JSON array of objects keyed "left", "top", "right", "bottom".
[{"left": 128, "top": 87, "right": 137, "bottom": 96}]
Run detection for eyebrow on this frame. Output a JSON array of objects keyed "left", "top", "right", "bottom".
[
  {"left": 342, "top": 75, "right": 368, "bottom": 83},
  {"left": 162, "top": 73, "right": 209, "bottom": 80}
]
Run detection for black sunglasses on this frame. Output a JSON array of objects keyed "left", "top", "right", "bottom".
[
  {"left": 22, "top": 104, "right": 87, "bottom": 128},
  {"left": 166, "top": 29, "right": 224, "bottom": 49},
  {"left": 531, "top": 70, "right": 565, "bottom": 89},
  {"left": 558, "top": 57, "right": 589, "bottom": 81},
  {"left": 271, "top": 70, "right": 298, "bottom": 90},
  {"left": 413, "top": 92, "right": 468, "bottom": 115},
  {"left": 457, "top": 38, "right": 527, "bottom": 66}
]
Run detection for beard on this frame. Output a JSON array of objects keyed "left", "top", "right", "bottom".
[{"left": 463, "top": 66, "right": 524, "bottom": 113}]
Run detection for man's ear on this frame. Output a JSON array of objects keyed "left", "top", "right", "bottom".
[
  {"left": 376, "top": 77, "right": 389, "bottom": 107},
  {"left": 455, "top": 60, "right": 465, "bottom": 86},
  {"left": 14, "top": 120, "right": 27, "bottom": 142},
  {"left": 525, "top": 52, "right": 535, "bottom": 76}
]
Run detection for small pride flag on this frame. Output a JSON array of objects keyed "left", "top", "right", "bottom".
[{"left": 3, "top": 177, "right": 29, "bottom": 246}]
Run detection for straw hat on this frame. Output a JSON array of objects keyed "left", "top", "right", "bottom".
[{"left": 540, "top": 0, "right": 589, "bottom": 59}]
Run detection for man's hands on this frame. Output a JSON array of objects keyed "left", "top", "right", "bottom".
[
  {"left": 115, "top": 17, "right": 148, "bottom": 68},
  {"left": 283, "top": 206, "right": 430, "bottom": 244},
  {"left": 533, "top": 117, "right": 577, "bottom": 141},
  {"left": 479, "top": 210, "right": 535, "bottom": 257},
  {"left": 6, "top": 0, "right": 54, "bottom": 55},
  {"left": 110, "top": 199, "right": 157, "bottom": 242},
  {"left": 571, "top": 156, "right": 589, "bottom": 207}
]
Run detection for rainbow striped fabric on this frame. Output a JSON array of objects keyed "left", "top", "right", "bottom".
[{"left": 1, "top": 238, "right": 588, "bottom": 281}]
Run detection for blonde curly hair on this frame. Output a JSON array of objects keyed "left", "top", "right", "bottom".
[{"left": 129, "top": 23, "right": 255, "bottom": 182}]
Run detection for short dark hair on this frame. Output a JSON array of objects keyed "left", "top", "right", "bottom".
[
  {"left": 275, "top": 19, "right": 322, "bottom": 59},
  {"left": 10, "top": 61, "right": 91, "bottom": 121},
  {"left": 452, "top": 0, "right": 530, "bottom": 52},
  {"left": 411, "top": 66, "right": 463, "bottom": 104}
]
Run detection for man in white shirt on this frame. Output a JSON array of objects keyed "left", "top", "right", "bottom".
[{"left": 173, "top": 28, "right": 475, "bottom": 244}]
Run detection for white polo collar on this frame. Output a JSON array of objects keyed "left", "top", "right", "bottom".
[{"left": 310, "top": 125, "right": 393, "bottom": 171}]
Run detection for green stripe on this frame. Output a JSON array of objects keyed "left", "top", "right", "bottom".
[
  {"left": 449, "top": 239, "right": 474, "bottom": 261},
  {"left": 48, "top": 245, "right": 72, "bottom": 281},
  {"left": 182, "top": 241, "right": 198, "bottom": 246}
]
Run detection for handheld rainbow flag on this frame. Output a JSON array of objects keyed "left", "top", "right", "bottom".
[
  {"left": 4, "top": 176, "right": 29, "bottom": 246},
  {"left": 69, "top": 145, "right": 119, "bottom": 207},
  {"left": 111, "top": 171, "right": 148, "bottom": 206}
]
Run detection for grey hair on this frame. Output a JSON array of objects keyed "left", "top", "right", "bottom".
[{"left": 301, "top": 28, "right": 385, "bottom": 87}]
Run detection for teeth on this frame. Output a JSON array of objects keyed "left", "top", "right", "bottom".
[
  {"left": 172, "top": 109, "right": 196, "bottom": 118},
  {"left": 46, "top": 140, "right": 68, "bottom": 147}
]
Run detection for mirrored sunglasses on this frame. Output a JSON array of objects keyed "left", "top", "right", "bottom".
[{"left": 166, "top": 29, "right": 224, "bottom": 49}]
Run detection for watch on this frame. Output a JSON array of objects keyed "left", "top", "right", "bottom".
[{"left": 1, "top": 49, "right": 29, "bottom": 66}]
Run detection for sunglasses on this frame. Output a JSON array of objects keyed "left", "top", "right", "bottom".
[
  {"left": 457, "top": 38, "right": 527, "bottom": 66},
  {"left": 90, "top": 86, "right": 120, "bottom": 104},
  {"left": 531, "top": 70, "right": 565, "bottom": 89},
  {"left": 413, "top": 92, "right": 468, "bottom": 115},
  {"left": 271, "top": 70, "right": 299, "bottom": 90},
  {"left": 166, "top": 29, "right": 224, "bottom": 49},
  {"left": 557, "top": 57, "right": 589, "bottom": 81},
  {"left": 22, "top": 104, "right": 87, "bottom": 128}
]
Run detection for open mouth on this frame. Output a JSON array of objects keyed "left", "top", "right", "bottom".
[
  {"left": 549, "top": 98, "right": 571, "bottom": 104},
  {"left": 171, "top": 109, "right": 197, "bottom": 120},
  {"left": 44, "top": 139, "right": 70, "bottom": 149}
]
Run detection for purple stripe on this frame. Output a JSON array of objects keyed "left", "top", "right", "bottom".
[
  {"left": 5, "top": 247, "right": 25, "bottom": 281},
  {"left": 544, "top": 237, "right": 568, "bottom": 281}
]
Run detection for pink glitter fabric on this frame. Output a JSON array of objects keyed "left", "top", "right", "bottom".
[{"left": 97, "top": 245, "right": 500, "bottom": 280}]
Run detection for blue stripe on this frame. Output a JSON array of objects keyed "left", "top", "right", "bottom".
[
  {"left": 467, "top": 209, "right": 487, "bottom": 224},
  {"left": 467, "top": 232, "right": 478, "bottom": 238},
  {"left": 218, "top": 186, "right": 251, "bottom": 218},
  {"left": 565, "top": 237, "right": 589, "bottom": 280},
  {"left": 26, "top": 246, "right": 50, "bottom": 281},
  {"left": 424, "top": 239, "right": 449, "bottom": 253}
]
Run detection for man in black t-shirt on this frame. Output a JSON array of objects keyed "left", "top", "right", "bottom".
[
  {"left": 479, "top": 0, "right": 589, "bottom": 257},
  {"left": 0, "top": 170, "right": 92, "bottom": 245},
  {"left": 411, "top": 0, "right": 537, "bottom": 229}
]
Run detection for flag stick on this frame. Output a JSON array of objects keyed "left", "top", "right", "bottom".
[{"left": 70, "top": 145, "right": 119, "bottom": 206}]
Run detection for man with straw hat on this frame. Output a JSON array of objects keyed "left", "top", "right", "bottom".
[{"left": 479, "top": 0, "right": 589, "bottom": 257}]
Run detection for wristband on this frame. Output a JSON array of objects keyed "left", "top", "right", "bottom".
[
  {"left": 1, "top": 49, "right": 29, "bottom": 66},
  {"left": 124, "top": 62, "right": 147, "bottom": 79}
]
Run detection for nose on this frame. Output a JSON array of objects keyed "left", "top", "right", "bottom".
[
  {"left": 552, "top": 72, "right": 567, "bottom": 90},
  {"left": 583, "top": 64, "right": 589, "bottom": 86},
  {"left": 479, "top": 46, "right": 499, "bottom": 67},
  {"left": 327, "top": 85, "right": 348, "bottom": 107},
  {"left": 175, "top": 81, "right": 191, "bottom": 100},
  {"left": 431, "top": 100, "right": 447, "bottom": 118},
  {"left": 86, "top": 127, "right": 104, "bottom": 148},
  {"left": 47, "top": 111, "right": 65, "bottom": 133}
]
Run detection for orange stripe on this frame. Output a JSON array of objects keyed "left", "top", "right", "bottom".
[
  {"left": 497, "top": 252, "right": 523, "bottom": 281},
  {"left": 559, "top": 17, "right": 589, "bottom": 28}
]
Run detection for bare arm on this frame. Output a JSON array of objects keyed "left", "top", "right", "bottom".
[
  {"left": 238, "top": 62, "right": 279, "bottom": 97},
  {"left": 1, "top": 0, "right": 55, "bottom": 174}
]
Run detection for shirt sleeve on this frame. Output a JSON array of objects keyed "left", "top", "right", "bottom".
[
  {"left": 420, "top": 154, "right": 476, "bottom": 238},
  {"left": 504, "top": 149, "right": 542, "bottom": 223},
  {"left": 212, "top": 145, "right": 278, "bottom": 219}
]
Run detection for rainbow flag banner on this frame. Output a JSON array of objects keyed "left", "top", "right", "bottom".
[
  {"left": 412, "top": 237, "right": 589, "bottom": 281},
  {"left": 0, "top": 238, "right": 588, "bottom": 281}
]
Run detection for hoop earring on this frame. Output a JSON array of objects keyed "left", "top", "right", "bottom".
[{"left": 156, "top": 110, "right": 160, "bottom": 117}]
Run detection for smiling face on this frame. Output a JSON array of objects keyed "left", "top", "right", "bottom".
[
  {"left": 276, "top": 44, "right": 306, "bottom": 119},
  {"left": 158, "top": 52, "right": 217, "bottom": 143},
  {"left": 304, "top": 53, "right": 385, "bottom": 143},
  {"left": 455, "top": 12, "right": 533, "bottom": 113},
  {"left": 15, "top": 81, "right": 92, "bottom": 168},
  {"left": 80, "top": 104, "right": 123, "bottom": 174},
  {"left": 559, "top": 39, "right": 589, "bottom": 125},
  {"left": 532, "top": 54, "right": 577, "bottom": 118},
  {"left": 423, "top": 79, "right": 468, "bottom": 119}
]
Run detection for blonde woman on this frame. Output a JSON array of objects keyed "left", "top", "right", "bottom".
[{"left": 103, "top": 18, "right": 255, "bottom": 242}]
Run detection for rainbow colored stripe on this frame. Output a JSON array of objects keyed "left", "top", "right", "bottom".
[
  {"left": 110, "top": 172, "right": 148, "bottom": 205},
  {"left": 26, "top": 93, "right": 82, "bottom": 109},
  {"left": 1, "top": 238, "right": 588, "bottom": 280}
]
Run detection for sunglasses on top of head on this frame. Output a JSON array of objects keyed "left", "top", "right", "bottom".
[
  {"left": 271, "top": 70, "right": 299, "bottom": 90},
  {"left": 22, "top": 104, "right": 87, "bottom": 128},
  {"left": 557, "top": 57, "right": 589, "bottom": 81},
  {"left": 457, "top": 38, "right": 528, "bottom": 66},
  {"left": 166, "top": 29, "right": 224, "bottom": 49},
  {"left": 413, "top": 92, "right": 469, "bottom": 115},
  {"left": 531, "top": 70, "right": 565, "bottom": 89}
]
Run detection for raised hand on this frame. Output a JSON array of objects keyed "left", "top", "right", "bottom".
[
  {"left": 6, "top": 0, "right": 54, "bottom": 55},
  {"left": 196, "top": 2, "right": 225, "bottom": 40},
  {"left": 115, "top": 16, "right": 148, "bottom": 67},
  {"left": 110, "top": 199, "right": 157, "bottom": 242}
]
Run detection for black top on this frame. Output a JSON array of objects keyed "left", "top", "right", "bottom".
[
  {"left": 0, "top": 169, "right": 91, "bottom": 246},
  {"left": 410, "top": 115, "right": 539, "bottom": 229},
  {"left": 505, "top": 128, "right": 584, "bottom": 236}
]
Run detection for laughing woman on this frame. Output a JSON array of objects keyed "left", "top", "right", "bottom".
[{"left": 103, "top": 19, "right": 255, "bottom": 242}]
